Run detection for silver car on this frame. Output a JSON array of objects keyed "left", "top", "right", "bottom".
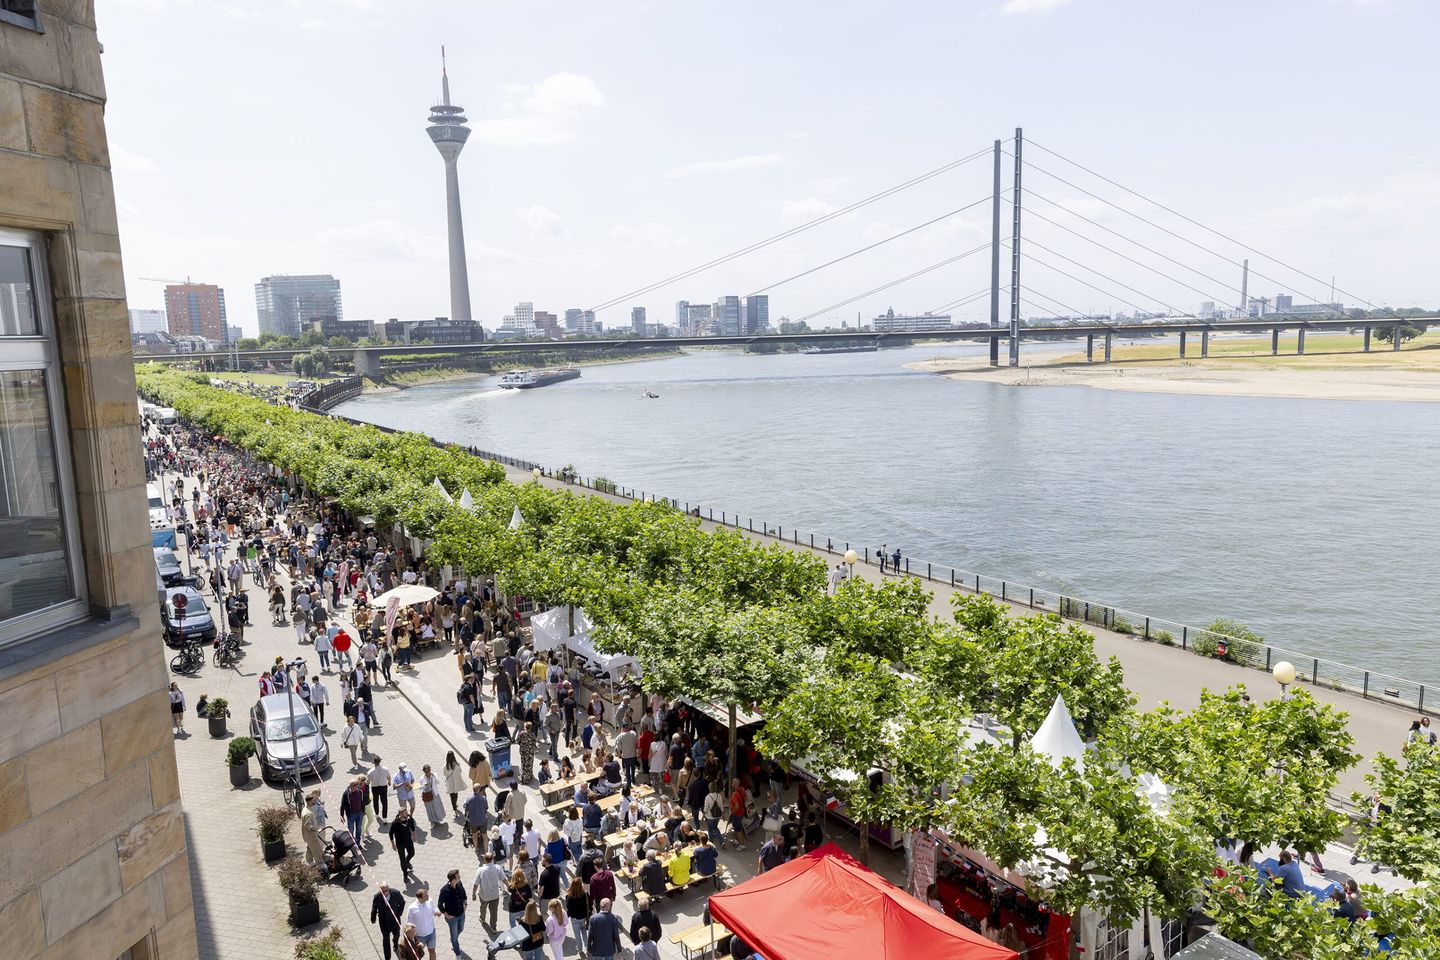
[{"left": 250, "top": 693, "right": 330, "bottom": 783}]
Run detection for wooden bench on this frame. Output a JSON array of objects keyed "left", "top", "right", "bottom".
[
  {"left": 667, "top": 864, "right": 728, "bottom": 896},
  {"left": 544, "top": 798, "right": 575, "bottom": 819},
  {"left": 670, "top": 921, "right": 732, "bottom": 960}
]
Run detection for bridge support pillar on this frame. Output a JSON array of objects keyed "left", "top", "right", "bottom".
[
  {"left": 989, "top": 334, "right": 1000, "bottom": 367},
  {"left": 1086, "top": 334, "right": 1094, "bottom": 362},
  {"left": 1271, "top": 329, "right": 1279, "bottom": 355},
  {"left": 1363, "top": 327, "right": 1372, "bottom": 352},
  {"left": 1179, "top": 331, "right": 1187, "bottom": 358},
  {"left": 353, "top": 348, "right": 381, "bottom": 380},
  {"left": 1201, "top": 331, "right": 1210, "bottom": 358},
  {"left": 1297, "top": 329, "right": 1306, "bottom": 355},
  {"left": 1103, "top": 332, "right": 1113, "bottom": 362},
  {"left": 1394, "top": 325, "right": 1403, "bottom": 350}
]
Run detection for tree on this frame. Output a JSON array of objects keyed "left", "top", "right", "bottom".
[
  {"left": 1125, "top": 687, "right": 1357, "bottom": 863},
  {"left": 292, "top": 346, "right": 332, "bottom": 379},
  {"left": 298, "top": 329, "right": 326, "bottom": 348},
  {"left": 1354, "top": 742, "right": 1440, "bottom": 881},
  {"left": 327, "top": 335, "right": 351, "bottom": 348},
  {"left": 236, "top": 337, "right": 260, "bottom": 351},
  {"left": 1204, "top": 866, "right": 1372, "bottom": 959},
  {"left": 1374, "top": 322, "right": 1427, "bottom": 344},
  {"left": 919, "top": 595, "right": 1133, "bottom": 747},
  {"left": 799, "top": 576, "right": 934, "bottom": 664},
  {"left": 256, "top": 331, "right": 280, "bottom": 346}
]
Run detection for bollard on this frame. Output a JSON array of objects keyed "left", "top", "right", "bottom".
[
  {"left": 1363, "top": 672, "right": 1369, "bottom": 699},
  {"left": 1144, "top": 617, "right": 1150, "bottom": 640}
]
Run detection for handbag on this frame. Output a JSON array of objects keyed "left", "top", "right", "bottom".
[
  {"left": 421, "top": 789, "right": 434, "bottom": 803},
  {"left": 762, "top": 814, "right": 782, "bottom": 833}
]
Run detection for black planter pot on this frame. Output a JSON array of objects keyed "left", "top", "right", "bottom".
[
  {"left": 261, "top": 837, "right": 286, "bottom": 862},
  {"left": 208, "top": 714, "right": 227, "bottom": 738},
  {"left": 288, "top": 892, "right": 321, "bottom": 927},
  {"left": 229, "top": 760, "right": 250, "bottom": 787}
]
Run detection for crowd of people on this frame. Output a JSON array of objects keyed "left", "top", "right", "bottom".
[{"left": 145, "top": 415, "right": 831, "bottom": 960}]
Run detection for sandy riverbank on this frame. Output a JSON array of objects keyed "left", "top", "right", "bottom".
[{"left": 906, "top": 356, "right": 1440, "bottom": 402}]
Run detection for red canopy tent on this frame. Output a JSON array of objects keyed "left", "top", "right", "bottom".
[{"left": 708, "top": 844, "right": 1020, "bottom": 960}]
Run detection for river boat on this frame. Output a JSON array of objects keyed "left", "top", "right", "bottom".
[
  {"left": 642, "top": 390, "right": 660, "bottom": 399},
  {"left": 499, "top": 368, "right": 581, "bottom": 389},
  {"left": 802, "top": 344, "right": 879, "bottom": 355}
]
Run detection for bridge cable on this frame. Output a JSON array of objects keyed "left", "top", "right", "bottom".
[
  {"left": 745, "top": 193, "right": 999, "bottom": 298},
  {"left": 796, "top": 243, "right": 991, "bottom": 323},
  {"left": 927, "top": 285, "right": 1003, "bottom": 316},
  {"left": 586, "top": 145, "right": 995, "bottom": 313}
]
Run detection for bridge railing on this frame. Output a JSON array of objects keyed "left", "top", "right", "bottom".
[{"left": 305, "top": 397, "right": 1436, "bottom": 717}]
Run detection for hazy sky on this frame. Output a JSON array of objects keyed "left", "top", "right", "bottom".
[{"left": 102, "top": 0, "right": 1439, "bottom": 334}]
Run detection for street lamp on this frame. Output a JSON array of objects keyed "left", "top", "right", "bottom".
[
  {"left": 843, "top": 549, "right": 857, "bottom": 583},
  {"left": 531, "top": 467, "right": 542, "bottom": 482},
  {"left": 1272, "top": 660, "right": 1297, "bottom": 698}
]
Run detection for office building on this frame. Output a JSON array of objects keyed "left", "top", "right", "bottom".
[
  {"left": 679, "top": 301, "right": 712, "bottom": 335},
  {"left": 1275, "top": 294, "right": 1294, "bottom": 312},
  {"left": 631, "top": 306, "right": 647, "bottom": 336},
  {"left": 426, "top": 52, "right": 473, "bottom": 323},
  {"left": 744, "top": 295, "right": 769, "bottom": 335},
  {"left": 0, "top": 4, "right": 197, "bottom": 957},
  {"left": 534, "top": 311, "right": 562, "bottom": 339},
  {"left": 411, "top": 317, "right": 484, "bottom": 344},
  {"left": 128, "top": 308, "right": 167, "bottom": 334},
  {"left": 512, "top": 301, "right": 536, "bottom": 333},
  {"left": 1197, "top": 302, "right": 1216, "bottom": 319},
  {"left": 1286, "top": 302, "right": 1345, "bottom": 317},
  {"left": 870, "top": 309, "right": 954, "bottom": 333},
  {"left": 227, "top": 324, "right": 243, "bottom": 342},
  {"left": 714, "top": 295, "right": 741, "bottom": 336},
  {"left": 164, "top": 282, "right": 228, "bottom": 342},
  {"left": 254, "top": 274, "right": 342, "bottom": 338},
  {"left": 311, "top": 317, "right": 373, "bottom": 341}
]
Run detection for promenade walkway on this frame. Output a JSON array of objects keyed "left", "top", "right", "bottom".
[{"left": 501, "top": 464, "right": 1410, "bottom": 802}]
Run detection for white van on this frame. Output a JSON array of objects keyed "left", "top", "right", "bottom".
[
  {"left": 145, "top": 482, "right": 170, "bottom": 530},
  {"left": 155, "top": 407, "right": 178, "bottom": 424}
]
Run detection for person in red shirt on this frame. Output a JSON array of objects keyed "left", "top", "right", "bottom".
[
  {"left": 332, "top": 628, "right": 354, "bottom": 672},
  {"left": 728, "top": 778, "right": 750, "bottom": 850}
]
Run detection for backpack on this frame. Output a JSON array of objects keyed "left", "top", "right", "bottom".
[{"left": 456, "top": 684, "right": 469, "bottom": 706}]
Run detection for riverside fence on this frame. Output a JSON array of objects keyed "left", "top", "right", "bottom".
[{"left": 311, "top": 403, "right": 1436, "bottom": 719}]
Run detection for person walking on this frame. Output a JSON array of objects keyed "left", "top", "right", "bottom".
[
  {"left": 372, "top": 881, "right": 407, "bottom": 960},
  {"left": 342, "top": 717, "right": 366, "bottom": 769},
  {"left": 420, "top": 764, "right": 446, "bottom": 827},
  {"left": 443, "top": 751, "right": 467, "bottom": 817},
  {"left": 878, "top": 545, "right": 887, "bottom": 574},
  {"left": 391, "top": 809, "right": 417, "bottom": 880},
  {"left": 545, "top": 898, "right": 569, "bottom": 960},
  {"left": 565, "top": 876, "right": 590, "bottom": 958},
  {"left": 300, "top": 792, "right": 325, "bottom": 865},
  {"left": 506, "top": 868, "right": 533, "bottom": 928},
  {"left": 892, "top": 546, "right": 902, "bottom": 573},
  {"left": 630, "top": 895, "right": 663, "bottom": 945},
  {"left": 586, "top": 899, "right": 623, "bottom": 960},
  {"left": 437, "top": 869, "right": 467, "bottom": 959},
  {"left": 518, "top": 900, "right": 547, "bottom": 960},
  {"left": 310, "top": 675, "right": 329, "bottom": 727},
  {"left": 404, "top": 885, "right": 439, "bottom": 960},
  {"left": 369, "top": 756, "right": 392, "bottom": 821},
  {"left": 517, "top": 721, "right": 538, "bottom": 783},
  {"left": 393, "top": 762, "right": 417, "bottom": 815},
  {"left": 341, "top": 775, "right": 369, "bottom": 841},
  {"left": 169, "top": 682, "right": 186, "bottom": 736},
  {"left": 472, "top": 852, "right": 505, "bottom": 932}
]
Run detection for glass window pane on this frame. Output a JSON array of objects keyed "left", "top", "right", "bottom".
[
  {"left": 0, "top": 245, "right": 39, "bottom": 336},
  {"left": 0, "top": 369, "right": 75, "bottom": 622}
]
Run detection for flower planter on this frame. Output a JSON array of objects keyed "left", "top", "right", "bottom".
[
  {"left": 261, "top": 837, "right": 286, "bottom": 862},
  {"left": 288, "top": 891, "right": 321, "bottom": 927},
  {"left": 208, "top": 714, "right": 227, "bottom": 738},
  {"left": 229, "top": 759, "right": 250, "bottom": 787}
]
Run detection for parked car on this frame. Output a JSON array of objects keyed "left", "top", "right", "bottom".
[
  {"left": 159, "top": 585, "right": 217, "bottom": 647},
  {"left": 145, "top": 481, "right": 171, "bottom": 531},
  {"left": 153, "top": 547, "right": 185, "bottom": 586},
  {"left": 250, "top": 694, "right": 330, "bottom": 783}
]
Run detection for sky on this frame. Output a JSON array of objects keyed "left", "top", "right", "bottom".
[{"left": 100, "top": 0, "right": 1440, "bottom": 335}]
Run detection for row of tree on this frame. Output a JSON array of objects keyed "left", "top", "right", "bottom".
[{"left": 136, "top": 368, "right": 1440, "bottom": 953}]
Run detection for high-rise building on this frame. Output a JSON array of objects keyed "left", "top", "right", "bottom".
[
  {"left": 128, "top": 307, "right": 167, "bottom": 334},
  {"left": 1275, "top": 294, "right": 1294, "bottom": 312},
  {"left": 714, "top": 295, "right": 741, "bottom": 336},
  {"left": 164, "top": 282, "right": 228, "bottom": 342},
  {"left": 675, "top": 300, "right": 690, "bottom": 329},
  {"left": 0, "top": 5, "right": 195, "bottom": 956},
  {"left": 631, "top": 306, "right": 647, "bottom": 336},
  {"left": 513, "top": 302, "right": 536, "bottom": 332},
  {"left": 564, "top": 308, "right": 583, "bottom": 333},
  {"left": 534, "top": 311, "right": 562, "bottom": 339},
  {"left": 744, "top": 295, "right": 769, "bottom": 335},
  {"left": 426, "top": 50, "right": 473, "bottom": 323},
  {"left": 228, "top": 324, "right": 244, "bottom": 342},
  {"left": 254, "top": 275, "right": 342, "bottom": 338},
  {"left": 871, "top": 309, "right": 954, "bottom": 333}
]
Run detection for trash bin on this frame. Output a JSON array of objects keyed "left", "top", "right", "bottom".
[{"left": 486, "top": 737, "right": 513, "bottom": 780}]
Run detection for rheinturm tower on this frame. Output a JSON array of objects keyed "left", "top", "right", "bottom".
[{"left": 427, "top": 49, "right": 473, "bottom": 322}]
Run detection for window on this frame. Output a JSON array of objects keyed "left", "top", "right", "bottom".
[
  {"left": 0, "top": 229, "right": 86, "bottom": 645},
  {"left": 0, "top": 0, "right": 43, "bottom": 32}
]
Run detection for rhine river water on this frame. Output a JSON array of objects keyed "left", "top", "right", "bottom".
[{"left": 335, "top": 343, "right": 1439, "bottom": 682}]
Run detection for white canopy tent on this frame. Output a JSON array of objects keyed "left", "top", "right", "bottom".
[
  {"left": 369, "top": 583, "right": 439, "bottom": 608},
  {"left": 1029, "top": 694, "right": 1087, "bottom": 772},
  {"left": 457, "top": 488, "right": 474, "bottom": 510},
  {"left": 432, "top": 478, "right": 454, "bottom": 502},
  {"left": 530, "top": 606, "right": 641, "bottom": 678},
  {"left": 508, "top": 506, "right": 524, "bottom": 530}
]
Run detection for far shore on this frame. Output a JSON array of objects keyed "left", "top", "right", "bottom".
[
  {"left": 906, "top": 350, "right": 1440, "bottom": 403},
  {"left": 360, "top": 348, "right": 687, "bottom": 394}
]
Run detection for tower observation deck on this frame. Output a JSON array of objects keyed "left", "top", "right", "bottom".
[{"left": 427, "top": 48, "right": 473, "bottom": 322}]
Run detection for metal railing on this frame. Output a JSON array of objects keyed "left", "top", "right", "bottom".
[
  {"left": 298, "top": 377, "right": 363, "bottom": 412},
  {"left": 306, "top": 399, "right": 1437, "bottom": 717}
]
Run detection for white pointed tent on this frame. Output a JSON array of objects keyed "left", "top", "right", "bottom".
[
  {"left": 458, "top": 488, "right": 474, "bottom": 510},
  {"left": 508, "top": 506, "right": 524, "bottom": 530},
  {"left": 432, "top": 478, "right": 454, "bottom": 502},
  {"left": 1029, "top": 694, "right": 1087, "bottom": 772}
]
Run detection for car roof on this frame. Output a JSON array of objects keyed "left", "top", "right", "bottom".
[{"left": 257, "top": 693, "right": 314, "bottom": 717}]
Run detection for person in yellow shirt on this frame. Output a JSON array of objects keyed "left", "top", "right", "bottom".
[{"left": 667, "top": 844, "right": 692, "bottom": 887}]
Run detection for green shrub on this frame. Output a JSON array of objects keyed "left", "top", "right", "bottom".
[
  {"left": 1204, "top": 617, "right": 1264, "bottom": 645},
  {"left": 593, "top": 476, "right": 617, "bottom": 494},
  {"left": 1152, "top": 629, "right": 1175, "bottom": 646},
  {"left": 256, "top": 805, "right": 293, "bottom": 843},
  {"left": 226, "top": 736, "right": 256, "bottom": 765},
  {"left": 295, "top": 927, "right": 346, "bottom": 960},
  {"left": 206, "top": 696, "right": 229, "bottom": 719},
  {"left": 1112, "top": 616, "right": 1134, "bottom": 635},
  {"left": 277, "top": 855, "right": 322, "bottom": 899}
]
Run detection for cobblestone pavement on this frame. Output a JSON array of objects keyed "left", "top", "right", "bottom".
[
  {"left": 162, "top": 468, "right": 892, "bottom": 960},
  {"left": 163, "top": 466, "right": 1408, "bottom": 960}
]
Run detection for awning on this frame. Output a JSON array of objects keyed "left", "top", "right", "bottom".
[{"left": 369, "top": 584, "right": 439, "bottom": 608}]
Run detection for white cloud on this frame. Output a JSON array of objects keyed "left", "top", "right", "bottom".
[
  {"left": 314, "top": 219, "right": 442, "bottom": 262},
  {"left": 1002, "top": 0, "right": 1071, "bottom": 12},
  {"left": 110, "top": 144, "right": 157, "bottom": 173},
  {"left": 608, "top": 223, "right": 681, "bottom": 248},
  {"left": 473, "top": 73, "right": 605, "bottom": 146},
  {"left": 778, "top": 197, "right": 839, "bottom": 225},
  {"left": 667, "top": 153, "right": 785, "bottom": 178},
  {"left": 514, "top": 205, "right": 564, "bottom": 237}
]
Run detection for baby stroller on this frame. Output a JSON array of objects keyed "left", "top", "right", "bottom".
[{"left": 318, "top": 827, "right": 361, "bottom": 886}]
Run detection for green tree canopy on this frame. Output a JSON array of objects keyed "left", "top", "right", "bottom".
[{"left": 1354, "top": 742, "right": 1440, "bottom": 882}]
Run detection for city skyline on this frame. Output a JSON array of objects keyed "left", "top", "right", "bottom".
[{"left": 101, "top": 1, "right": 1440, "bottom": 336}]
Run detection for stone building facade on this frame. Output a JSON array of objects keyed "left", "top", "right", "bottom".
[{"left": 0, "top": 3, "right": 197, "bottom": 959}]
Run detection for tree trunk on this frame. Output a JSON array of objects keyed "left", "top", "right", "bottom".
[
  {"left": 727, "top": 703, "right": 738, "bottom": 784},
  {"left": 858, "top": 820, "right": 870, "bottom": 866}
]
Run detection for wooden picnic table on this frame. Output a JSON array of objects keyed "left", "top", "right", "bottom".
[
  {"left": 538, "top": 769, "right": 604, "bottom": 805},
  {"left": 594, "top": 783, "right": 653, "bottom": 812},
  {"left": 671, "top": 922, "right": 732, "bottom": 960}
]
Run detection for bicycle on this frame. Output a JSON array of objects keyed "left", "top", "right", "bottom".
[
  {"left": 170, "top": 640, "right": 204, "bottom": 675},
  {"left": 212, "top": 632, "right": 242, "bottom": 668}
]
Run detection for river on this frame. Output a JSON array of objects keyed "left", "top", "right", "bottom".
[{"left": 334, "top": 343, "right": 1439, "bottom": 683}]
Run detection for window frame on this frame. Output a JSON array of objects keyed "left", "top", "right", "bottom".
[
  {"left": 0, "top": 226, "right": 89, "bottom": 646},
  {"left": 0, "top": 0, "right": 44, "bottom": 33}
]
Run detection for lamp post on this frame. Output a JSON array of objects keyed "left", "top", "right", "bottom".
[
  {"left": 531, "top": 467, "right": 542, "bottom": 482},
  {"left": 1273, "top": 660, "right": 1297, "bottom": 699},
  {"left": 843, "top": 548, "right": 857, "bottom": 584}
]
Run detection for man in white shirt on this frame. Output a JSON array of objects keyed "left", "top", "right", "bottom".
[
  {"left": 472, "top": 852, "right": 506, "bottom": 931},
  {"left": 404, "top": 886, "right": 438, "bottom": 959},
  {"left": 521, "top": 819, "right": 542, "bottom": 861}
]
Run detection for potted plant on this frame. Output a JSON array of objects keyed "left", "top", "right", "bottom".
[
  {"left": 294, "top": 925, "right": 345, "bottom": 960},
  {"left": 256, "top": 804, "right": 293, "bottom": 862},
  {"left": 206, "top": 696, "right": 231, "bottom": 738},
  {"left": 227, "top": 736, "right": 256, "bottom": 787},
  {"left": 277, "top": 855, "right": 323, "bottom": 928}
]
